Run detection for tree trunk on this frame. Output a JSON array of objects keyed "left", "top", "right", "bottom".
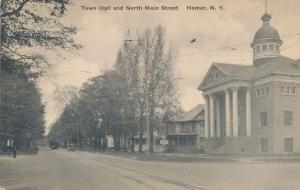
[
  {"left": 149, "top": 106, "right": 155, "bottom": 153},
  {"left": 124, "top": 134, "right": 127, "bottom": 151},
  {"left": 149, "top": 125, "right": 154, "bottom": 153},
  {"left": 117, "top": 135, "right": 121, "bottom": 151},
  {"left": 94, "top": 136, "right": 97, "bottom": 150},
  {"left": 130, "top": 132, "right": 135, "bottom": 153},
  {"left": 113, "top": 134, "right": 117, "bottom": 151},
  {"left": 138, "top": 132, "right": 143, "bottom": 153}
]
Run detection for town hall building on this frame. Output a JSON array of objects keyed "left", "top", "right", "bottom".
[{"left": 198, "top": 11, "right": 300, "bottom": 154}]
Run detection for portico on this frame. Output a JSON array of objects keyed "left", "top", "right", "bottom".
[{"left": 203, "top": 82, "right": 252, "bottom": 139}]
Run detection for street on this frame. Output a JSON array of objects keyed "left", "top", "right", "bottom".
[{"left": 1, "top": 149, "right": 300, "bottom": 190}]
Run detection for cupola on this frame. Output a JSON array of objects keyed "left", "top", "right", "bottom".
[{"left": 251, "top": 12, "right": 283, "bottom": 66}]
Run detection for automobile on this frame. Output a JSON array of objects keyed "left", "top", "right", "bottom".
[
  {"left": 67, "top": 144, "right": 76, "bottom": 151},
  {"left": 50, "top": 142, "right": 59, "bottom": 150}
]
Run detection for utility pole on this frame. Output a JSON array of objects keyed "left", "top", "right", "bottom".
[
  {"left": 145, "top": 38, "right": 150, "bottom": 155},
  {"left": 146, "top": 87, "right": 150, "bottom": 155}
]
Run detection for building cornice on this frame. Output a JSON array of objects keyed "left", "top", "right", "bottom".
[{"left": 254, "top": 74, "right": 300, "bottom": 86}]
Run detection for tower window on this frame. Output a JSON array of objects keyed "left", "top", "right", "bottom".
[
  {"left": 266, "top": 87, "right": 269, "bottom": 94},
  {"left": 286, "top": 87, "right": 290, "bottom": 93},
  {"left": 262, "top": 45, "right": 268, "bottom": 52},
  {"left": 269, "top": 44, "right": 274, "bottom": 50},
  {"left": 276, "top": 45, "right": 279, "bottom": 51},
  {"left": 256, "top": 45, "right": 261, "bottom": 53},
  {"left": 292, "top": 87, "right": 296, "bottom": 94}
]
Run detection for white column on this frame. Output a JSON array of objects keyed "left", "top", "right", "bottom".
[
  {"left": 204, "top": 95, "right": 210, "bottom": 138},
  {"left": 216, "top": 98, "right": 221, "bottom": 138},
  {"left": 232, "top": 87, "right": 239, "bottom": 137},
  {"left": 246, "top": 87, "right": 252, "bottom": 137},
  {"left": 225, "top": 89, "right": 231, "bottom": 137},
  {"left": 209, "top": 95, "right": 215, "bottom": 138}
]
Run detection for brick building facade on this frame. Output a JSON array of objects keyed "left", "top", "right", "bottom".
[{"left": 198, "top": 12, "right": 300, "bottom": 154}]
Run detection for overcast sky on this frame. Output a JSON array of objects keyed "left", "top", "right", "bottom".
[{"left": 38, "top": 0, "right": 300, "bottom": 132}]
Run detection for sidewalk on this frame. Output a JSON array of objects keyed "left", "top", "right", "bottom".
[{"left": 100, "top": 151, "right": 300, "bottom": 163}]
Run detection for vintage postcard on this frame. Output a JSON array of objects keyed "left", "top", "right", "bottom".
[{"left": 1, "top": 0, "right": 300, "bottom": 189}]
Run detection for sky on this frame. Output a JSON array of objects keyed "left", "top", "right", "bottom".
[{"left": 37, "top": 0, "right": 300, "bottom": 133}]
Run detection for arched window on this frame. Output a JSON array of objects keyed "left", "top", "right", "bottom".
[
  {"left": 262, "top": 44, "right": 268, "bottom": 52},
  {"left": 214, "top": 71, "right": 219, "bottom": 79},
  {"left": 256, "top": 45, "right": 261, "bottom": 53}
]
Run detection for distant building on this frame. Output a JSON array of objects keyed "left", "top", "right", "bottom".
[
  {"left": 0, "top": 133, "right": 13, "bottom": 153},
  {"left": 164, "top": 104, "right": 205, "bottom": 152},
  {"left": 130, "top": 131, "right": 165, "bottom": 152},
  {"left": 198, "top": 11, "right": 300, "bottom": 154}
]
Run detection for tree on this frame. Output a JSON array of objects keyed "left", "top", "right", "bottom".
[
  {"left": 48, "top": 70, "right": 130, "bottom": 151},
  {"left": 1, "top": 0, "right": 80, "bottom": 75},
  {"left": 48, "top": 25, "right": 179, "bottom": 154},
  {"left": 0, "top": 65, "right": 45, "bottom": 149},
  {"left": 79, "top": 70, "right": 129, "bottom": 150},
  {"left": 1, "top": 0, "right": 80, "bottom": 150},
  {"left": 55, "top": 85, "right": 79, "bottom": 111},
  {"left": 115, "top": 32, "right": 142, "bottom": 152},
  {"left": 115, "top": 26, "right": 179, "bottom": 153}
]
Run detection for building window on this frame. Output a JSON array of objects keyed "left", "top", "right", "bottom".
[
  {"left": 260, "top": 112, "right": 268, "bottom": 127},
  {"left": 260, "top": 138, "right": 268, "bottom": 152},
  {"left": 191, "top": 139, "right": 195, "bottom": 145},
  {"left": 281, "top": 86, "right": 296, "bottom": 95},
  {"left": 214, "top": 71, "right": 219, "bottom": 79},
  {"left": 286, "top": 86, "right": 290, "bottom": 93},
  {"left": 284, "top": 138, "right": 293, "bottom": 153},
  {"left": 262, "top": 44, "right": 268, "bottom": 52},
  {"left": 256, "top": 45, "right": 261, "bottom": 53},
  {"left": 276, "top": 45, "right": 279, "bottom": 51},
  {"left": 284, "top": 111, "right": 293, "bottom": 127},
  {"left": 192, "top": 126, "right": 196, "bottom": 133},
  {"left": 292, "top": 87, "right": 296, "bottom": 94},
  {"left": 269, "top": 44, "right": 274, "bottom": 50},
  {"left": 256, "top": 87, "right": 270, "bottom": 97}
]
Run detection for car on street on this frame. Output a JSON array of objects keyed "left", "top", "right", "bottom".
[{"left": 67, "top": 144, "right": 76, "bottom": 151}]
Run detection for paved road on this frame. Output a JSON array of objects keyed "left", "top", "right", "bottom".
[{"left": 1, "top": 149, "right": 300, "bottom": 190}]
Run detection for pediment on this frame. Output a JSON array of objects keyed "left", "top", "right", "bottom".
[{"left": 199, "top": 64, "right": 228, "bottom": 89}]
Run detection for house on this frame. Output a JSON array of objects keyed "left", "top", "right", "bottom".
[
  {"left": 198, "top": 11, "right": 300, "bottom": 154},
  {"left": 164, "top": 104, "right": 205, "bottom": 152}
]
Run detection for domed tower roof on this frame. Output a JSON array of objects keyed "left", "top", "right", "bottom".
[
  {"left": 252, "top": 13, "right": 282, "bottom": 45},
  {"left": 251, "top": 13, "right": 283, "bottom": 66}
]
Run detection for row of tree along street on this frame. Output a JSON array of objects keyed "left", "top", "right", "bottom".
[
  {"left": 0, "top": 0, "right": 79, "bottom": 153},
  {"left": 48, "top": 26, "right": 181, "bottom": 153}
]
